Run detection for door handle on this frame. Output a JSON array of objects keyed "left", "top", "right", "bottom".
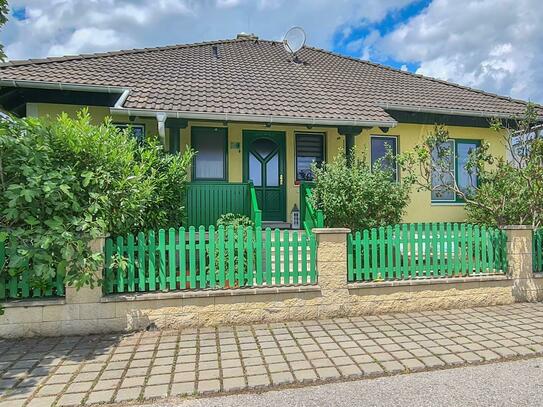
[{"left": 280, "top": 174, "right": 284, "bottom": 185}]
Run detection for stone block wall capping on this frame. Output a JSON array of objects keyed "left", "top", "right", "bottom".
[
  {"left": 2, "top": 297, "right": 66, "bottom": 308},
  {"left": 503, "top": 225, "right": 542, "bottom": 302},
  {"left": 348, "top": 274, "right": 511, "bottom": 289},
  {"left": 101, "top": 285, "right": 321, "bottom": 302}
]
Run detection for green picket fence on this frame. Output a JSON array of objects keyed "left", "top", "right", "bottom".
[
  {"left": 348, "top": 223, "right": 507, "bottom": 282},
  {"left": 300, "top": 182, "right": 324, "bottom": 235},
  {"left": 534, "top": 229, "right": 543, "bottom": 272},
  {"left": 0, "top": 238, "right": 65, "bottom": 300},
  {"left": 103, "top": 226, "right": 317, "bottom": 294}
]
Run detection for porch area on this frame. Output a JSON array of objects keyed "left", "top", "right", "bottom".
[{"left": 186, "top": 181, "right": 323, "bottom": 233}]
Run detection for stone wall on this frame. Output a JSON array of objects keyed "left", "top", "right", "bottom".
[{"left": 1, "top": 226, "right": 542, "bottom": 338}]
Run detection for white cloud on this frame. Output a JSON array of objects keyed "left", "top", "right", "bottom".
[
  {"left": 2, "top": 0, "right": 541, "bottom": 104},
  {"left": 1, "top": 0, "right": 415, "bottom": 59},
  {"left": 372, "top": 0, "right": 543, "bottom": 102},
  {"left": 48, "top": 28, "right": 121, "bottom": 56}
]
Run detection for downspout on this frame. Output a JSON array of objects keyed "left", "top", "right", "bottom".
[
  {"left": 114, "top": 89, "right": 130, "bottom": 108},
  {"left": 156, "top": 112, "right": 167, "bottom": 149}
]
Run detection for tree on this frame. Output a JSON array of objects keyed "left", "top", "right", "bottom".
[
  {"left": 0, "top": 1, "right": 8, "bottom": 61},
  {"left": 0, "top": 111, "right": 194, "bottom": 308},
  {"left": 310, "top": 149, "right": 412, "bottom": 231},
  {"left": 398, "top": 104, "right": 543, "bottom": 227}
]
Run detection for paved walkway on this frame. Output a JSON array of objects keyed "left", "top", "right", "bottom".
[{"left": 1, "top": 303, "right": 543, "bottom": 407}]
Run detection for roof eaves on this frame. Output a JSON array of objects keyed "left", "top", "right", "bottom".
[
  {"left": 379, "top": 102, "right": 542, "bottom": 120},
  {"left": 110, "top": 106, "right": 398, "bottom": 128}
]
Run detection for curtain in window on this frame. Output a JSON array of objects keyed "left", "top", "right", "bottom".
[{"left": 192, "top": 128, "right": 226, "bottom": 180}]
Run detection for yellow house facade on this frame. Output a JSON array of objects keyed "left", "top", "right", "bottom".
[
  {"left": 31, "top": 102, "right": 505, "bottom": 225},
  {"left": 1, "top": 36, "right": 534, "bottom": 228}
]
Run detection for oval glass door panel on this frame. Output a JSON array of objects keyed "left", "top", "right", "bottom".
[{"left": 249, "top": 153, "right": 262, "bottom": 186}]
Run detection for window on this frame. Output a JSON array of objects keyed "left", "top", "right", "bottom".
[
  {"left": 370, "top": 135, "right": 398, "bottom": 181},
  {"left": 431, "top": 139, "right": 480, "bottom": 203},
  {"left": 191, "top": 127, "right": 227, "bottom": 181},
  {"left": 295, "top": 133, "right": 324, "bottom": 181},
  {"left": 114, "top": 123, "right": 145, "bottom": 143}
]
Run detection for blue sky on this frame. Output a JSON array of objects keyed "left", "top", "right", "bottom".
[
  {"left": 331, "top": 0, "right": 431, "bottom": 71},
  {"left": 1, "top": 0, "right": 542, "bottom": 103}
]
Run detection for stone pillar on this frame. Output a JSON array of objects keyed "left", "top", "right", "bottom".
[
  {"left": 313, "top": 228, "right": 351, "bottom": 316},
  {"left": 65, "top": 236, "right": 106, "bottom": 304},
  {"left": 503, "top": 225, "right": 540, "bottom": 302}
]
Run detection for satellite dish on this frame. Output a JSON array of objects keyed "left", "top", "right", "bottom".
[{"left": 282, "top": 26, "right": 306, "bottom": 55}]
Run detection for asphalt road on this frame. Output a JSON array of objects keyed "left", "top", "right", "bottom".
[{"left": 146, "top": 357, "right": 543, "bottom": 407}]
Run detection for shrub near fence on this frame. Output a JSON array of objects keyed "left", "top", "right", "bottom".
[
  {"left": 0, "top": 238, "right": 65, "bottom": 300},
  {"left": 104, "top": 226, "right": 317, "bottom": 294},
  {"left": 348, "top": 223, "right": 507, "bottom": 282}
]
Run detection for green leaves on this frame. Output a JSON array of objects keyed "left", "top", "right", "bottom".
[
  {"left": 311, "top": 149, "right": 412, "bottom": 231},
  {"left": 0, "top": 110, "right": 194, "bottom": 295},
  {"left": 398, "top": 105, "right": 543, "bottom": 228}
]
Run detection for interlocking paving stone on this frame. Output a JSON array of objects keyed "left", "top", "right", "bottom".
[
  {"left": 223, "top": 377, "right": 246, "bottom": 391},
  {"left": 197, "top": 379, "right": 220, "bottom": 394},
  {"left": 337, "top": 364, "right": 363, "bottom": 378},
  {"left": 271, "top": 371, "right": 295, "bottom": 385},
  {"left": 441, "top": 354, "right": 466, "bottom": 365},
  {"left": 247, "top": 374, "right": 270, "bottom": 389},
  {"left": 57, "top": 392, "right": 86, "bottom": 406},
  {"left": 401, "top": 358, "right": 426, "bottom": 371},
  {"left": 86, "top": 390, "right": 114, "bottom": 404},
  {"left": 143, "top": 384, "right": 169, "bottom": 399},
  {"left": 3, "top": 304, "right": 543, "bottom": 406},
  {"left": 293, "top": 369, "right": 318, "bottom": 382},
  {"left": 115, "top": 387, "right": 141, "bottom": 402},
  {"left": 420, "top": 356, "right": 446, "bottom": 368},
  {"left": 171, "top": 381, "right": 196, "bottom": 396},
  {"left": 381, "top": 360, "right": 405, "bottom": 373}
]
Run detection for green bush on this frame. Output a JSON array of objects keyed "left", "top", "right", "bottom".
[
  {"left": 212, "top": 213, "right": 255, "bottom": 287},
  {"left": 216, "top": 213, "right": 254, "bottom": 229},
  {"left": 0, "top": 110, "right": 194, "bottom": 292},
  {"left": 310, "top": 149, "right": 412, "bottom": 231}
]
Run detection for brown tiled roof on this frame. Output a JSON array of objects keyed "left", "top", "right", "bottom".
[{"left": 0, "top": 38, "right": 540, "bottom": 124}]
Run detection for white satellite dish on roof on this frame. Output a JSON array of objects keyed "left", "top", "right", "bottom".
[{"left": 282, "top": 26, "right": 306, "bottom": 55}]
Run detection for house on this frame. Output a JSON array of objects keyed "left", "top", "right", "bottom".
[{"left": 0, "top": 34, "right": 540, "bottom": 228}]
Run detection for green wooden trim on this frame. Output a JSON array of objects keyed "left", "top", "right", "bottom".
[
  {"left": 387, "top": 110, "right": 500, "bottom": 128},
  {"left": 249, "top": 182, "right": 262, "bottom": 228},
  {"left": 242, "top": 130, "right": 287, "bottom": 222},
  {"left": 347, "top": 222, "right": 507, "bottom": 282},
  {"left": 103, "top": 226, "right": 317, "bottom": 294},
  {"left": 187, "top": 182, "right": 250, "bottom": 227},
  {"left": 168, "top": 126, "right": 181, "bottom": 154},
  {"left": 0, "top": 237, "right": 65, "bottom": 300},
  {"left": 431, "top": 138, "right": 481, "bottom": 204},
  {"left": 369, "top": 134, "right": 399, "bottom": 181},
  {"left": 191, "top": 126, "right": 228, "bottom": 181},
  {"left": 300, "top": 182, "right": 324, "bottom": 234}
]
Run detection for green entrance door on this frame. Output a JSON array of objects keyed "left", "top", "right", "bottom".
[{"left": 243, "top": 130, "right": 286, "bottom": 222}]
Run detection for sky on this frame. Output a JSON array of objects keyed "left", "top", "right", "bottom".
[{"left": 1, "top": 0, "right": 542, "bottom": 103}]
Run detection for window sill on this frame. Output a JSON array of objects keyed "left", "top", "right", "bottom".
[{"left": 431, "top": 202, "right": 466, "bottom": 206}]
